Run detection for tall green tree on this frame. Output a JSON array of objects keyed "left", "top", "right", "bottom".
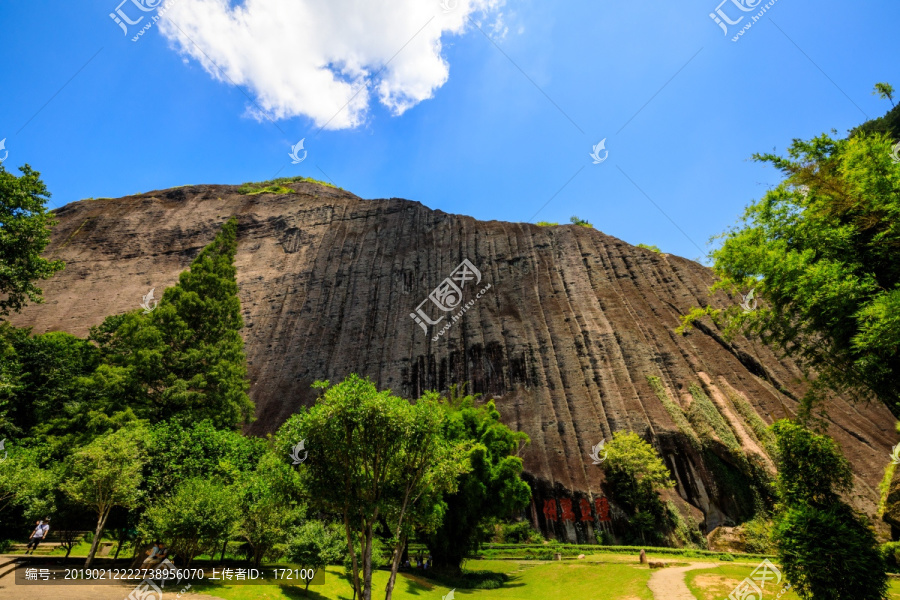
[
  {"left": 600, "top": 430, "right": 675, "bottom": 544},
  {"left": 771, "top": 420, "right": 887, "bottom": 600},
  {"left": 276, "top": 375, "right": 464, "bottom": 600},
  {"left": 679, "top": 131, "right": 900, "bottom": 416},
  {"left": 88, "top": 217, "right": 254, "bottom": 428},
  {"left": 61, "top": 424, "right": 148, "bottom": 567},
  {"left": 422, "top": 388, "right": 530, "bottom": 574},
  {"left": 0, "top": 165, "right": 64, "bottom": 317},
  {"left": 236, "top": 452, "right": 305, "bottom": 568},
  {"left": 8, "top": 331, "right": 99, "bottom": 436}
]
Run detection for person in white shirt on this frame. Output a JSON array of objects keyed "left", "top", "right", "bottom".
[{"left": 25, "top": 519, "right": 50, "bottom": 554}]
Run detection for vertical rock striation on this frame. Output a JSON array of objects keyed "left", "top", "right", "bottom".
[{"left": 13, "top": 181, "right": 896, "bottom": 541}]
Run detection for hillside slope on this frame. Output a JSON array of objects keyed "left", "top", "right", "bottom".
[{"left": 12, "top": 180, "right": 896, "bottom": 542}]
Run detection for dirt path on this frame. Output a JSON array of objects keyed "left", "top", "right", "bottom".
[
  {"left": 647, "top": 561, "right": 718, "bottom": 600},
  {"left": 0, "top": 556, "right": 226, "bottom": 600}
]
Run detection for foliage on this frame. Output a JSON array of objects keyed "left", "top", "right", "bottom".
[
  {"left": 143, "top": 420, "right": 265, "bottom": 497},
  {"left": 0, "top": 164, "right": 65, "bottom": 317},
  {"left": 139, "top": 477, "right": 242, "bottom": 568},
  {"left": 276, "top": 375, "right": 467, "bottom": 600},
  {"left": 770, "top": 420, "right": 852, "bottom": 506},
  {"left": 237, "top": 176, "right": 339, "bottom": 195},
  {"left": 0, "top": 445, "right": 54, "bottom": 515},
  {"left": 678, "top": 131, "right": 900, "bottom": 416},
  {"left": 853, "top": 103, "right": 900, "bottom": 141},
  {"left": 646, "top": 376, "right": 775, "bottom": 521},
  {"left": 881, "top": 541, "right": 900, "bottom": 571},
  {"left": 774, "top": 503, "right": 886, "bottom": 600},
  {"left": 601, "top": 431, "right": 674, "bottom": 544},
  {"left": 86, "top": 217, "right": 254, "bottom": 428},
  {"left": 535, "top": 221, "right": 558, "bottom": 227},
  {"left": 495, "top": 520, "right": 543, "bottom": 544},
  {"left": 7, "top": 331, "right": 100, "bottom": 439},
  {"left": 636, "top": 244, "right": 661, "bottom": 253},
  {"left": 422, "top": 387, "right": 531, "bottom": 574},
  {"left": 741, "top": 515, "right": 774, "bottom": 554},
  {"left": 873, "top": 82, "right": 896, "bottom": 106},
  {"left": 236, "top": 451, "right": 305, "bottom": 568},
  {"left": 61, "top": 424, "right": 148, "bottom": 566},
  {"left": 771, "top": 420, "right": 886, "bottom": 600},
  {"left": 570, "top": 215, "right": 593, "bottom": 227},
  {"left": 287, "top": 521, "right": 345, "bottom": 591},
  {"left": 686, "top": 384, "right": 740, "bottom": 451},
  {"left": 0, "top": 323, "right": 27, "bottom": 438}
]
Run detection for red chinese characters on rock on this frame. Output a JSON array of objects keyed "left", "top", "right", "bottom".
[
  {"left": 543, "top": 499, "right": 558, "bottom": 522},
  {"left": 595, "top": 497, "right": 611, "bottom": 522},
  {"left": 559, "top": 498, "right": 576, "bottom": 522},
  {"left": 579, "top": 498, "right": 593, "bottom": 522}
]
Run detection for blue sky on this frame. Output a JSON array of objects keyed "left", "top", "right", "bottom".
[{"left": 1, "top": 0, "right": 896, "bottom": 261}]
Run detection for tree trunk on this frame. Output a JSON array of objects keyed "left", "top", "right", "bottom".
[
  {"left": 384, "top": 533, "right": 407, "bottom": 600},
  {"left": 113, "top": 529, "right": 127, "bottom": 561},
  {"left": 362, "top": 525, "right": 374, "bottom": 600},
  {"left": 84, "top": 508, "right": 111, "bottom": 568},
  {"left": 219, "top": 539, "right": 228, "bottom": 562},
  {"left": 343, "top": 515, "right": 362, "bottom": 600}
]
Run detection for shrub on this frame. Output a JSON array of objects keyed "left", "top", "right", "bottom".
[
  {"left": 881, "top": 541, "right": 900, "bottom": 571},
  {"left": 498, "top": 521, "right": 542, "bottom": 544}
]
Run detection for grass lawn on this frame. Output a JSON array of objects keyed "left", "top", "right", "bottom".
[
  {"left": 190, "top": 557, "right": 655, "bottom": 600},
  {"left": 686, "top": 563, "right": 900, "bottom": 600}
]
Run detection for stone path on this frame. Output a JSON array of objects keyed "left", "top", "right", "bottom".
[{"left": 647, "top": 561, "right": 719, "bottom": 600}]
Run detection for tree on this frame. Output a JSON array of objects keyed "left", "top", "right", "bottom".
[
  {"left": 679, "top": 131, "right": 900, "bottom": 416},
  {"left": 236, "top": 452, "right": 305, "bottom": 568},
  {"left": 61, "top": 425, "right": 148, "bottom": 567},
  {"left": 139, "top": 477, "right": 241, "bottom": 568},
  {"left": 0, "top": 322, "right": 27, "bottom": 438},
  {"left": 142, "top": 420, "right": 265, "bottom": 498},
  {"left": 771, "top": 420, "right": 887, "bottom": 600},
  {"left": 874, "top": 82, "right": 896, "bottom": 107},
  {"left": 89, "top": 217, "right": 254, "bottom": 428},
  {"left": 276, "top": 375, "right": 464, "bottom": 600},
  {"left": 570, "top": 215, "right": 593, "bottom": 227},
  {"left": 600, "top": 431, "right": 675, "bottom": 544},
  {"left": 0, "top": 165, "right": 64, "bottom": 317},
  {"left": 287, "top": 521, "right": 344, "bottom": 593},
  {"left": 379, "top": 392, "right": 467, "bottom": 600},
  {"left": 0, "top": 446, "right": 54, "bottom": 515},
  {"left": 422, "top": 388, "right": 530, "bottom": 574},
  {"left": 8, "top": 331, "right": 99, "bottom": 436}
]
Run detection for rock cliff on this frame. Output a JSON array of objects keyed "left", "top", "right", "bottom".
[{"left": 12, "top": 180, "right": 896, "bottom": 542}]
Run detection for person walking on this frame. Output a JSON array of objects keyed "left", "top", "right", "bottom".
[{"left": 25, "top": 519, "right": 49, "bottom": 554}]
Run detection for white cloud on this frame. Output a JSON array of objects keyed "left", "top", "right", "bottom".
[{"left": 157, "top": 0, "right": 504, "bottom": 130}]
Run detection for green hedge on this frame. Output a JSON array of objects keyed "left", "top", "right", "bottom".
[{"left": 477, "top": 543, "right": 772, "bottom": 561}]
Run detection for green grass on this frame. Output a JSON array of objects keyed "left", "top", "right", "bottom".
[
  {"left": 685, "top": 563, "right": 799, "bottom": 600},
  {"left": 192, "top": 558, "right": 655, "bottom": 600},
  {"left": 237, "top": 176, "right": 340, "bottom": 195},
  {"left": 686, "top": 564, "right": 900, "bottom": 600}
]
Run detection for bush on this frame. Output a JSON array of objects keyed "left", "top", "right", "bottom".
[
  {"left": 881, "top": 542, "right": 900, "bottom": 571},
  {"left": 719, "top": 553, "right": 735, "bottom": 561},
  {"left": 420, "top": 569, "right": 509, "bottom": 590},
  {"left": 498, "top": 521, "right": 542, "bottom": 544},
  {"left": 775, "top": 503, "right": 886, "bottom": 600},
  {"left": 742, "top": 515, "right": 774, "bottom": 554}
]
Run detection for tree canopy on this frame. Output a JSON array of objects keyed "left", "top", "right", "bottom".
[
  {"left": 0, "top": 165, "right": 64, "bottom": 317},
  {"left": 679, "top": 130, "right": 900, "bottom": 415}
]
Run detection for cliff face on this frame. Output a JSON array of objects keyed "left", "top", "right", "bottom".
[{"left": 13, "top": 181, "right": 896, "bottom": 541}]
